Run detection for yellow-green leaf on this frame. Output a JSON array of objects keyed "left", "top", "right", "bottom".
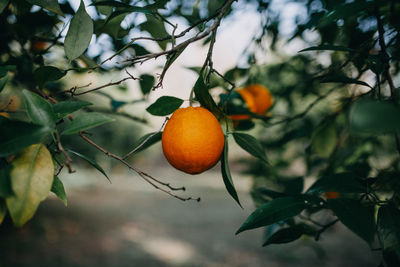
[{"left": 6, "top": 144, "right": 54, "bottom": 227}]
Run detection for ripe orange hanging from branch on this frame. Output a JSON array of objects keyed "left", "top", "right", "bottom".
[
  {"left": 162, "top": 107, "right": 225, "bottom": 174},
  {"left": 244, "top": 84, "right": 274, "bottom": 115},
  {"left": 229, "top": 84, "right": 274, "bottom": 122}
]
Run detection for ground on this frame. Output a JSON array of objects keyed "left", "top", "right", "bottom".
[{"left": 0, "top": 161, "right": 381, "bottom": 267}]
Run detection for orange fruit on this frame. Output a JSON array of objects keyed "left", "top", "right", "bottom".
[
  {"left": 244, "top": 84, "right": 274, "bottom": 115},
  {"left": 31, "top": 40, "right": 48, "bottom": 52},
  {"left": 229, "top": 89, "right": 257, "bottom": 121},
  {"left": 323, "top": 191, "right": 340, "bottom": 199},
  {"left": 0, "top": 112, "right": 9, "bottom": 118},
  {"left": 162, "top": 107, "right": 225, "bottom": 174},
  {"left": 1, "top": 95, "right": 20, "bottom": 112}
]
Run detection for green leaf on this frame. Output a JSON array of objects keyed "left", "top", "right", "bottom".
[
  {"left": 51, "top": 175, "right": 67, "bottom": 206},
  {"left": 157, "top": 45, "right": 187, "bottom": 84},
  {"left": 306, "top": 172, "right": 366, "bottom": 195},
  {"left": 52, "top": 100, "right": 92, "bottom": 119},
  {"left": 232, "top": 132, "right": 268, "bottom": 164},
  {"left": 224, "top": 67, "right": 249, "bottom": 81},
  {"left": 0, "top": 119, "right": 50, "bottom": 157},
  {"left": 92, "top": 1, "right": 153, "bottom": 14},
  {"left": 327, "top": 198, "right": 375, "bottom": 244},
  {"left": 0, "top": 199, "right": 6, "bottom": 224},
  {"left": 263, "top": 223, "right": 317, "bottom": 246},
  {"left": 22, "top": 89, "right": 56, "bottom": 129},
  {"left": 378, "top": 204, "right": 400, "bottom": 267},
  {"left": 311, "top": 121, "right": 337, "bottom": 158},
  {"left": 299, "top": 45, "right": 354, "bottom": 53},
  {"left": 128, "top": 132, "right": 162, "bottom": 155},
  {"left": 6, "top": 144, "right": 54, "bottom": 227},
  {"left": 193, "top": 76, "right": 221, "bottom": 116},
  {"left": 236, "top": 197, "right": 307, "bottom": 234},
  {"left": 61, "top": 112, "right": 114, "bottom": 135},
  {"left": 221, "top": 140, "right": 242, "bottom": 207},
  {"left": 139, "top": 15, "right": 169, "bottom": 50},
  {"left": 34, "top": 66, "right": 66, "bottom": 88},
  {"left": 25, "top": 0, "right": 64, "bottom": 16},
  {"left": 318, "top": 1, "right": 379, "bottom": 27},
  {"left": 140, "top": 74, "right": 155, "bottom": 95},
  {"left": 64, "top": 0, "right": 93, "bottom": 60},
  {"left": 319, "top": 75, "right": 372, "bottom": 88},
  {"left": 0, "top": 74, "right": 9, "bottom": 93},
  {"left": 67, "top": 149, "right": 110, "bottom": 182},
  {"left": 0, "top": 65, "right": 16, "bottom": 78},
  {"left": 146, "top": 96, "right": 183, "bottom": 116},
  {"left": 92, "top": 0, "right": 112, "bottom": 16},
  {"left": 0, "top": 0, "right": 9, "bottom": 14},
  {"left": 0, "top": 159, "right": 13, "bottom": 198},
  {"left": 349, "top": 99, "right": 400, "bottom": 135}
]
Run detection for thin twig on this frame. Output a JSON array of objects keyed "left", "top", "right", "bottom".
[
  {"left": 54, "top": 131, "right": 74, "bottom": 173},
  {"left": 62, "top": 71, "right": 139, "bottom": 96},
  {"left": 79, "top": 132, "right": 200, "bottom": 202}
]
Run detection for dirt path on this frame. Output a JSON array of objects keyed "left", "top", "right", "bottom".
[{"left": 0, "top": 167, "right": 380, "bottom": 267}]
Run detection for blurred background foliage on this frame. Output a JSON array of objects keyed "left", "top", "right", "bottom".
[{"left": 1, "top": 0, "right": 400, "bottom": 265}]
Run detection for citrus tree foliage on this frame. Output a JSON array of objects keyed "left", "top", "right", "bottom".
[{"left": 1, "top": 0, "right": 400, "bottom": 265}]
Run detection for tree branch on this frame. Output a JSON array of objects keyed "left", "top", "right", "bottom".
[{"left": 79, "top": 132, "right": 200, "bottom": 202}]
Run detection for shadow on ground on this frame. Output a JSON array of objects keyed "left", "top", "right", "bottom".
[{"left": 0, "top": 166, "right": 381, "bottom": 267}]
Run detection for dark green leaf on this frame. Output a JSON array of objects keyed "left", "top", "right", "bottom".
[
  {"left": 0, "top": 159, "right": 13, "bottom": 197},
  {"left": 349, "top": 99, "right": 400, "bottom": 135},
  {"left": 139, "top": 74, "right": 155, "bottom": 95},
  {"left": 254, "top": 188, "right": 288, "bottom": 199},
  {"left": 52, "top": 100, "right": 92, "bottom": 119},
  {"left": 68, "top": 149, "right": 110, "bottom": 182},
  {"left": 299, "top": 45, "right": 354, "bottom": 53},
  {"left": 232, "top": 132, "right": 268, "bottom": 164},
  {"left": 92, "top": 1, "right": 152, "bottom": 14},
  {"left": 311, "top": 121, "right": 337, "bottom": 158},
  {"left": 318, "top": 1, "right": 379, "bottom": 26},
  {"left": 132, "top": 44, "right": 150, "bottom": 56},
  {"left": 0, "top": 74, "right": 9, "bottom": 93},
  {"left": 61, "top": 112, "right": 114, "bottom": 135},
  {"left": 279, "top": 177, "right": 304, "bottom": 195},
  {"left": 378, "top": 204, "right": 400, "bottom": 267},
  {"left": 22, "top": 90, "right": 56, "bottom": 129},
  {"left": 221, "top": 140, "right": 242, "bottom": 207},
  {"left": 193, "top": 76, "right": 221, "bottom": 116},
  {"left": 319, "top": 75, "right": 372, "bottom": 88},
  {"left": 25, "top": 0, "right": 64, "bottom": 16},
  {"left": 64, "top": 0, "right": 93, "bottom": 60},
  {"left": 236, "top": 196, "right": 307, "bottom": 234},
  {"left": 92, "top": 0, "right": 112, "bottom": 16},
  {"left": 0, "top": 65, "right": 16, "bottom": 78},
  {"left": 263, "top": 223, "right": 317, "bottom": 246},
  {"left": 157, "top": 45, "right": 187, "bottom": 84},
  {"left": 307, "top": 172, "right": 365, "bottom": 195},
  {"left": 128, "top": 132, "right": 162, "bottom": 155},
  {"left": 0, "top": 119, "right": 50, "bottom": 157},
  {"left": 0, "top": 0, "right": 9, "bottom": 14},
  {"left": 224, "top": 68, "right": 249, "bottom": 81},
  {"left": 139, "top": 15, "right": 169, "bottom": 50},
  {"left": 327, "top": 198, "right": 375, "bottom": 244},
  {"left": 51, "top": 175, "right": 67, "bottom": 206},
  {"left": 34, "top": 66, "right": 66, "bottom": 88},
  {"left": 146, "top": 96, "right": 183, "bottom": 116}
]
